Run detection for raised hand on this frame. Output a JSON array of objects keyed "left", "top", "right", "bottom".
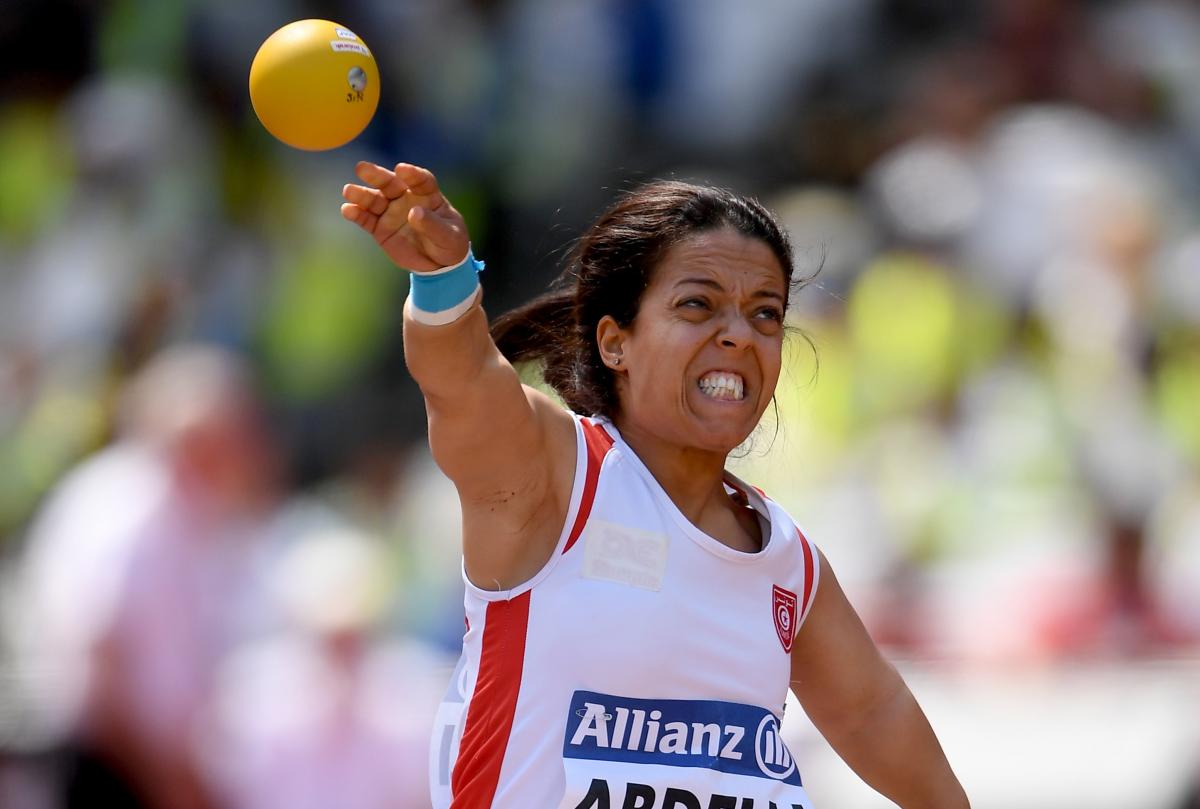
[{"left": 341, "top": 162, "right": 470, "bottom": 272}]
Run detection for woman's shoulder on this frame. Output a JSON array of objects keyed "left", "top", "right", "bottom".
[{"left": 724, "top": 472, "right": 816, "bottom": 539}]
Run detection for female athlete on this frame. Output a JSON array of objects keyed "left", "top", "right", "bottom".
[{"left": 341, "top": 161, "right": 969, "bottom": 809}]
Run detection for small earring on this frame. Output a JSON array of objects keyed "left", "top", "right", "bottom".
[{"left": 613, "top": 357, "right": 621, "bottom": 367}]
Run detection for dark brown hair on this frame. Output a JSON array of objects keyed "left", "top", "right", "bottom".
[{"left": 490, "top": 181, "right": 795, "bottom": 419}]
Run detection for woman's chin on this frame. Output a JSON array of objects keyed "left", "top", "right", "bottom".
[
  {"left": 683, "top": 418, "right": 758, "bottom": 455},
  {"left": 684, "top": 398, "right": 763, "bottom": 450}
]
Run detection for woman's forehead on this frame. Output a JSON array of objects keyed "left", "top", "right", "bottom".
[{"left": 652, "top": 228, "right": 786, "bottom": 293}]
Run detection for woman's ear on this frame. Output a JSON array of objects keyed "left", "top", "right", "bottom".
[{"left": 596, "top": 315, "right": 626, "bottom": 371}]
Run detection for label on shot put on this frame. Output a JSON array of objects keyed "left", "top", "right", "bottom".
[{"left": 330, "top": 41, "right": 370, "bottom": 55}]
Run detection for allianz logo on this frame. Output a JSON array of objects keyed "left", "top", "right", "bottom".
[
  {"left": 754, "top": 714, "right": 795, "bottom": 780},
  {"left": 569, "top": 701, "right": 795, "bottom": 781}
]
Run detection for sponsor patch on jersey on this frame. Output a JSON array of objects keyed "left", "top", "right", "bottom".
[
  {"left": 582, "top": 520, "right": 669, "bottom": 591},
  {"left": 563, "top": 690, "right": 802, "bottom": 786}
]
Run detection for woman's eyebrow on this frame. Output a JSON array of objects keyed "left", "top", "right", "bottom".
[
  {"left": 674, "top": 277, "right": 724, "bottom": 291},
  {"left": 674, "top": 277, "right": 784, "bottom": 301}
]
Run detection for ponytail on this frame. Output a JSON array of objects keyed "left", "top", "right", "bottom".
[{"left": 490, "top": 280, "right": 616, "bottom": 418}]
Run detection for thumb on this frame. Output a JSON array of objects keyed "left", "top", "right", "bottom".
[{"left": 408, "top": 206, "right": 468, "bottom": 266}]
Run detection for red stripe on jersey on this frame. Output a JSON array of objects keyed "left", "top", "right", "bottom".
[
  {"left": 724, "top": 478, "right": 767, "bottom": 506},
  {"left": 798, "top": 528, "right": 816, "bottom": 619},
  {"left": 450, "top": 592, "right": 531, "bottom": 807},
  {"left": 562, "top": 419, "right": 614, "bottom": 554}
]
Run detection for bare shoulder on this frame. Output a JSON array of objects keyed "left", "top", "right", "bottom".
[
  {"left": 458, "top": 385, "right": 579, "bottom": 591},
  {"left": 525, "top": 385, "right": 579, "bottom": 510}
]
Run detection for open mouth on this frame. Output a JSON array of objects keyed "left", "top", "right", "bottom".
[{"left": 697, "top": 371, "right": 745, "bottom": 402}]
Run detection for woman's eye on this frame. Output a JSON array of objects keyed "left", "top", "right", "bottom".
[
  {"left": 680, "top": 298, "right": 710, "bottom": 310},
  {"left": 755, "top": 307, "right": 783, "bottom": 322}
]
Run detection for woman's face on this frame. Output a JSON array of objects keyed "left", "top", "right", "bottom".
[{"left": 601, "top": 226, "right": 787, "bottom": 454}]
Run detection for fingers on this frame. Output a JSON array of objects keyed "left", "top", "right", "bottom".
[
  {"left": 344, "top": 170, "right": 413, "bottom": 235},
  {"left": 344, "top": 160, "right": 466, "bottom": 269},
  {"left": 393, "top": 163, "right": 441, "bottom": 198},
  {"left": 341, "top": 183, "right": 389, "bottom": 216},
  {"left": 354, "top": 161, "right": 410, "bottom": 198},
  {"left": 340, "top": 203, "right": 378, "bottom": 232}
]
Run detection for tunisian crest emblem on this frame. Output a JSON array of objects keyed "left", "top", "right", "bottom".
[{"left": 772, "top": 584, "right": 798, "bottom": 653}]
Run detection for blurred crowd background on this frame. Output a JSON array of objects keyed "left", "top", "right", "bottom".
[{"left": 2, "top": 0, "right": 1200, "bottom": 807}]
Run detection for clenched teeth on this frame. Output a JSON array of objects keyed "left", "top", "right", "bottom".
[{"left": 698, "top": 372, "right": 745, "bottom": 401}]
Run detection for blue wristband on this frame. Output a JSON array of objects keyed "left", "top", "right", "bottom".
[{"left": 409, "top": 247, "right": 485, "bottom": 324}]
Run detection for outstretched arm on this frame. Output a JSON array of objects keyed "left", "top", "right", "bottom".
[
  {"left": 342, "top": 162, "right": 575, "bottom": 588},
  {"left": 790, "top": 551, "right": 969, "bottom": 809}
]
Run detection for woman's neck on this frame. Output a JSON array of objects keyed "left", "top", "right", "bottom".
[{"left": 612, "top": 416, "right": 731, "bottom": 524}]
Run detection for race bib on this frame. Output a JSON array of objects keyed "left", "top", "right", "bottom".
[{"left": 560, "top": 691, "right": 813, "bottom": 809}]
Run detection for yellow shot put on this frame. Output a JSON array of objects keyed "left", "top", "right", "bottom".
[{"left": 249, "top": 19, "right": 380, "bottom": 151}]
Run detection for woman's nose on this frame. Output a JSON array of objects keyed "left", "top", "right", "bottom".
[{"left": 717, "top": 313, "right": 753, "bottom": 349}]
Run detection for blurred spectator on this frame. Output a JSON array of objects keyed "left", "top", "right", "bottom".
[
  {"left": 202, "top": 526, "right": 443, "bottom": 809},
  {"left": 1022, "top": 516, "right": 1192, "bottom": 659},
  {"left": 15, "top": 344, "right": 280, "bottom": 809}
]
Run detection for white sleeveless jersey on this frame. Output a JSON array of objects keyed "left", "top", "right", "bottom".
[{"left": 430, "top": 415, "right": 821, "bottom": 809}]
